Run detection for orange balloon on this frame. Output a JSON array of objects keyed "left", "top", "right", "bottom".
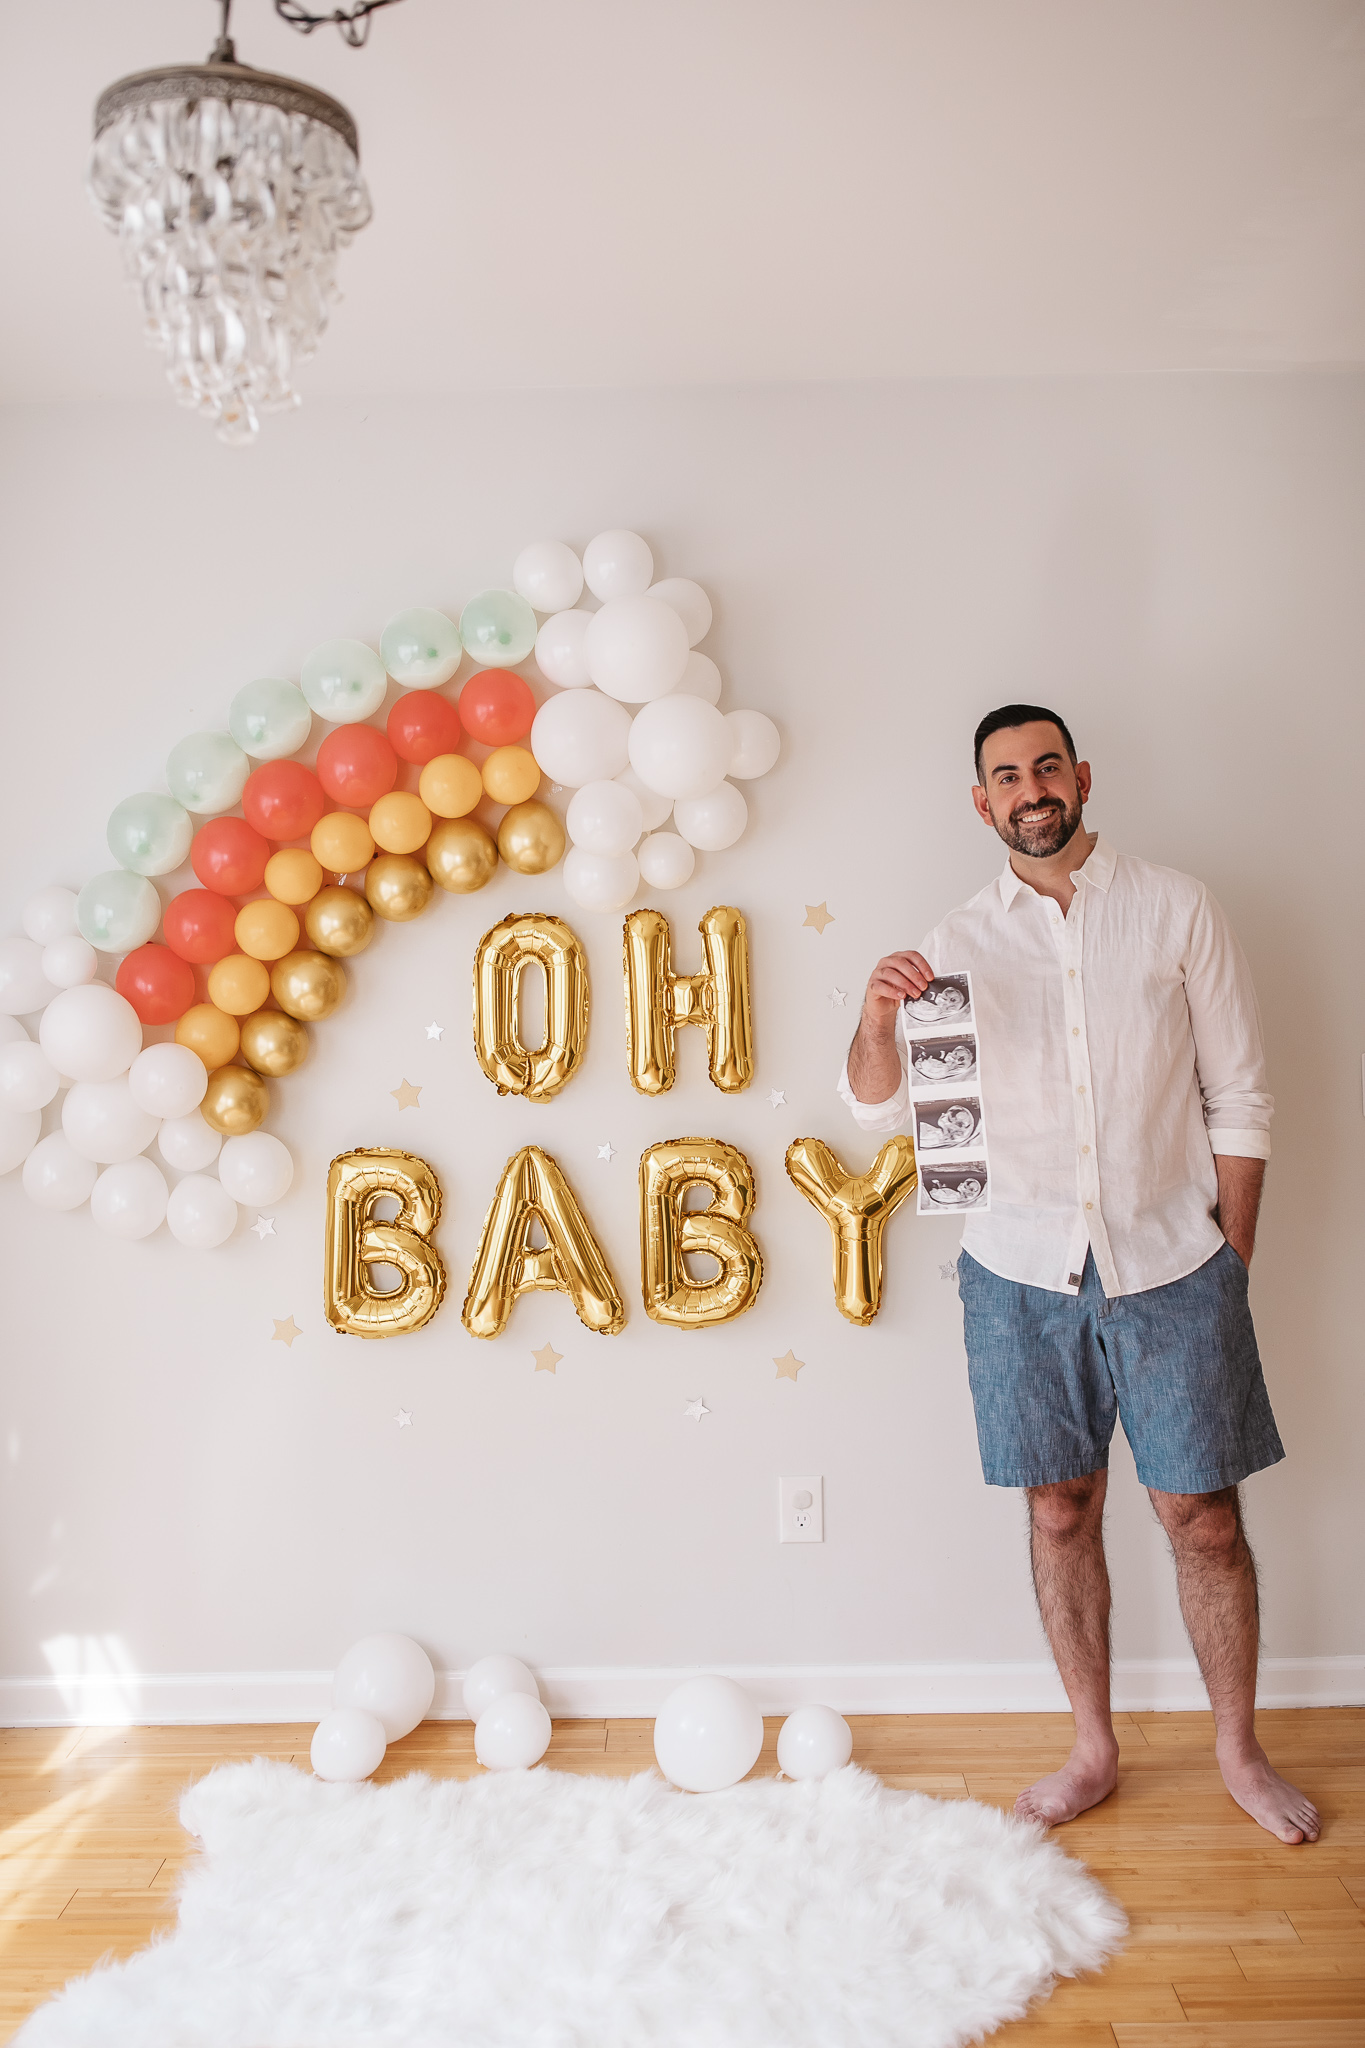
[
  {"left": 175, "top": 1002, "right": 241, "bottom": 1071},
  {"left": 481, "top": 745, "right": 540, "bottom": 805},
  {"left": 418, "top": 752, "right": 483, "bottom": 819},
  {"left": 369, "top": 791, "right": 433, "bottom": 855},
  {"left": 265, "top": 847, "right": 324, "bottom": 906},
  {"left": 235, "top": 899, "right": 301, "bottom": 962},
  {"left": 208, "top": 953, "right": 272, "bottom": 1017},
  {"left": 311, "top": 811, "right": 375, "bottom": 874}
]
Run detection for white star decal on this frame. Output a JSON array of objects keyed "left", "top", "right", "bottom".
[
  {"left": 683, "top": 1397, "right": 711, "bottom": 1423},
  {"left": 395, "top": 1409, "right": 413, "bottom": 1428},
  {"left": 597, "top": 1142, "right": 616, "bottom": 1162},
  {"left": 939, "top": 1261, "right": 959, "bottom": 1281},
  {"left": 768, "top": 1089, "right": 786, "bottom": 1109},
  {"left": 829, "top": 988, "right": 847, "bottom": 1007},
  {"left": 425, "top": 1021, "right": 445, "bottom": 1041},
  {"left": 251, "top": 1215, "right": 276, "bottom": 1240}
]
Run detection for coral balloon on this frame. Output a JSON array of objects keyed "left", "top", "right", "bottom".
[
  {"left": 115, "top": 943, "right": 196, "bottom": 1025},
  {"left": 369, "top": 792, "right": 432, "bottom": 855},
  {"left": 191, "top": 817, "right": 270, "bottom": 896},
  {"left": 311, "top": 812, "right": 375, "bottom": 875},
  {"left": 200, "top": 1064, "right": 269, "bottom": 1136},
  {"left": 418, "top": 753, "right": 483, "bottom": 819},
  {"left": 242, "top": 761, "right": 326, "bottom": 841},
  {"left": 386, "top": 690, "right": 461, "bottom": 765},
  {"left": 264, "top": 849, "right": 324, "bottom": 905},
  {"left": 163, "top": 888, "right": 238, "bottom": 964},
  {"left": 235, "top": 899, "right": 301, "bottom": 961},
  {"left": 207, "top": 955, "right": 272, "bottom": 1017},
  {"left": 316, "top": 724, "right": 398, "bottom": 808},
  {"left": 175, "top": 1003, "right": 241, "bottom": 1071},
  {"left": 304, "top": 886, "right": 374, "bottom": 957},
  {"left": 459, "top": 670, "right": 537, "bottom": 745},
  {"left": 480, "top": 746, "right": 540, "bottom": 805}
]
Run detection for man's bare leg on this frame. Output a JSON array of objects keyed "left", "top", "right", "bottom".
[
  {"left": 1015, "top": 1469, "right": 1121, "bottom": 1825},
  {"left": 1150, "top": 1486, "right": 1319, "bottom": 1845}
]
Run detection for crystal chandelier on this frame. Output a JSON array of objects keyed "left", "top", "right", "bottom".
[{"left": 87, "top": 2, "right": 402, "bottom": 445}]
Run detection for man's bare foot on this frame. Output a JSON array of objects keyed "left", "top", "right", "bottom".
[
  {"left": 1014, "top": 1744, "right": 1119, "bottom": 1826},
  {"left": 1219, "top": 1747, "right": 1320, "bottom": 1844}
]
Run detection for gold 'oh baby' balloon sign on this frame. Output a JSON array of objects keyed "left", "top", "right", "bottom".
[{"left": 321, "top": 906, "right": 917, "bottom": 1339}]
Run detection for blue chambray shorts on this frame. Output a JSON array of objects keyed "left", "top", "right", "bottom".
[{"left": 957, "top": 1243, "right": 1285, "bottom": 1494}]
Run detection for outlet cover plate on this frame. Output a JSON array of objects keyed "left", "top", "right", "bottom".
[{"left": 778, "top": 1475, "right": 824, "bottom": 1543}]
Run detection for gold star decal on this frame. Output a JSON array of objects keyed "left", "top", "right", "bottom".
[
  {"left": 391, "top": 1079, "right": 422, "bottom": 1110},
  {"left": 774, "top": 1349, "right": 804, "bottom": 1381},
  {"left": 272, "top": 1316, "right": 302, "bottom": 1348},
  {"left": 533, "top": 1342, "right": 562, "bottom": 1374},
  {"left": 803, "top": 902, "right": 834, "bottom": 934}
]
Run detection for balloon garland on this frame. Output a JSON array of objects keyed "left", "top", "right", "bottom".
[{"left": 0, "top": 531, "right": 782, "bottom": 1252}]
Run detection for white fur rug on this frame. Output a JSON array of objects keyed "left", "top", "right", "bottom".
[{"left": 17, "top": 1761, "right": 1125, "bottom": 2047}]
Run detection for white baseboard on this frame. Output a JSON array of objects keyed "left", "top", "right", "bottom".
[{"left": 0, "top": 1656, "right": 1360, "bottom": 1728}]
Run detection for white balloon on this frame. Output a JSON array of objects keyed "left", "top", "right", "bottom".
[
  {"left": 475, "top": 1692, "right": 552, "bottom": 1771},
  {"left": 534, "top": 609, "right": 594, "bottom": 688},
  {"left": 637, "top": 831, "right": 695, "bottom": 889},
  {"left": 310, "top": 1708, "right": 387, "bottom": 1783},
  {"left": 0, "top": 1041, "right": 60, "bottom": 1112},
  {"left": 0, "top": 938, "right": 56, "bottom": 1017},
  {"left": 90, "top": 1156, "right": 168, "bottom": 1239},
  {"left": 128, "top": 1042, "right": 208, "bottom": 1120},
  {"left": 776, "top": 1704, "right": 854, "bottom": 1780},
  {"left": 614, "top": 766, "right": 673, "bottom": 832},
  {"left": 530, "top": 689, "right": 632, "bottom": 787},
  {"left": 653, "top": 1675, "right": 764, "bottom": 1793},
  {"left": 582, "top": 528, "right": 653, "bottom": 600},
  {"left": 565, "top": 779, "right": 644, "bottom": 856},
  {"left": 462, "top": 1652, "right": 540, "bottom": 1723},
  {"left": 22, "top": 886, "right": 79, "bottom": 945},
  {"left": 648, "top": 578, "right": 713, "bottom": 646},
  {"left": 673, "top": 651, "right": 723, "bottom": 705},
  {"left": 0, "top": 1018, "right": 27, "bottom": 1047},
  {"left": 628, "top": 695, "right": 734, "bottom": 800},
  {"left": 63, "top": 1078, "right": 159, "bottom": 1164},
  {"left": 513, "top": 540, "right": 584, "bottom": 614},
  {"left": 563, "top": 847, "right": 639, "bottom": 912},
  {"left": 673, "top": 781, "right": 748, "bottom": 852},
  {"left": 585, "top": 595, "right": 690, "bottom": 703},
  {"left": 23, "top": 1132, "right": 98, "bottom": 1211},
  {"left": 334, "top": 1633, "right": 437, "bottom": 1741},
  {"left": 218, "top": 1130, "right": 294, "bottom": 1206},
  {"left": 166, "top": 1174, "right": 238, "bottom": 1249},
  {"left": 159, "top": 1112, "right": 222, "bottom": 1172},
  {"left": 0, "top": 1106, "right": 41, "bottom": 1176},
  {"left": 40, "top": 985, "right": 143, "bottom": 1083},
  {"left": 725, "top": 709, "right": 781, "bottom": 780},
  {"left": 42, "top": 935, "right": 99, "bottom": 989}
]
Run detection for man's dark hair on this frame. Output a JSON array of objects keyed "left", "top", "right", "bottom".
[{"left": 973, "top": 704, "right": 1077, "bottom": 785}]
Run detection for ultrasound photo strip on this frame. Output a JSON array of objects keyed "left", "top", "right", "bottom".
[{"left": 902, "top": 969, "right": 991, "bottom": 1214}]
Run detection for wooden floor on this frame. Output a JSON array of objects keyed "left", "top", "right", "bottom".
[{"left": 0, "top": 1708, "right": 1361, "bottom": 2044}]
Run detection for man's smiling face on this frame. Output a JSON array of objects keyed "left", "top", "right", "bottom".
[{"left": 973, "top": 720, "right": 1091, "bottom": 860}]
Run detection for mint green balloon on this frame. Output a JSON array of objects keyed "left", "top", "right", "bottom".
[
  {"left": 459, "top": 589, "right": 537, "bottom": 669},
  {"left": 381, "top": 607, "right": 462, "bottom": 687},
  {"left": 107, "top": 793, "right": 193, "bottom": 877},
  {"left": 77, "top": 871, "right": 161, "bottom": 953},
  {"left": 166, "top": 731, "right": 250, "bottom": 814},
  {"left": 300, "top": 638, "right": 387, "bottom": 722},
  {"left": 229, "top": 677, "right": 313, "bottom": 761}
]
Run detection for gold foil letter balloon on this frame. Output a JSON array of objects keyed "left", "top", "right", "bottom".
[
  {"left": 623, "top": 907, "right": 753, "bottom": 1095},
  {"left": 785, "top": 1136, "right": 917, "bottom": 1326},
  {"left": 463, "top": 1146, "right": 624, "bottom": 1340},
  {"left": 472, "top": 914, "right": 589, "bottom": 1104},
  {"left": 639, "top": 1139, "right": 762, "bottom": 1328},
  {"left": 325, "top": 1148, "right": 447, "bottom": 1339}
]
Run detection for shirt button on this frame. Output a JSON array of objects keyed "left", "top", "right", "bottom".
[
  {"left": 1082, "top": 1145, "right": 1090, "bottom": 1154},
  {"left": 1085, "top": 1201, "right": 1093, "bottom": 1211},
  {"left": 1068, "top": 968, "right": 1076, "bottom": 977},
  {"left": 1072, "top": 1026, "right": 1079, "bottom": 1035},
  {"left": 1077, "top": 1084, "right": 1085, "bottom": 1094}
]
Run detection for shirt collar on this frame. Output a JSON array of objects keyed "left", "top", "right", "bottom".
[{"left": 998, "top": 833, "right": 1116, "bottom": 908}]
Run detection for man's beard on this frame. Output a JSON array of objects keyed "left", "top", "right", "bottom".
[{"left": 995, "top": 792, "right": 1084, "bottom": 859}]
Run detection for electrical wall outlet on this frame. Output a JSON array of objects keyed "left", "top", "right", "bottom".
[{"left": 778, "top": 1475, "right": 823, "bottom": 1543}]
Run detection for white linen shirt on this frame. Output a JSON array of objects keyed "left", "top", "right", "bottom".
[{"left": 836, "top": 837, "right": 1272, "bottom": 1298}]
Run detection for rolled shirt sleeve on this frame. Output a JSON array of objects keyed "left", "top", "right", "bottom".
[
  {"left": 835, "top": 1007, "right": 911, "bottom": 1131},
  {"left": 1186, "top": 886, "right": 1274, "bottom": 1160}
]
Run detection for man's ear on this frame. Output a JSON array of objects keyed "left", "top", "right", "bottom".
[
  {"left": 971, "top": 784, "right": 993, "bottom": 826},
  {"left": 1075, "top": 761, "right": 1092, "bottom": 804}
]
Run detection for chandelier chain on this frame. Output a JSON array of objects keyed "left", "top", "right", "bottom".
[{"left": 211, "top": 0, "right": 406, "bottom": 58}]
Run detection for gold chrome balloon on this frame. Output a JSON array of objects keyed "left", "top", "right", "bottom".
[
  {"left": 239, "top": 1008, "right": 310, "bottom": 1078},
  {"left": 472, "top": 913, "right": 589, "bottom": 1103},
  {"left": 365, "top": 852, "right": 434, "bottom": 922},
  {"left": 463, "top": 1145, "right": 624, "bottom": 1339},
  {"left": 271, "top": 949, "right": 346, "bottom": 1022},
  {"left": 325, "top": 1148, "right": 447, "bottom": 1338},
  {"left": 497, "top": 798, "right": 565, "bottom": 876},
  {"left": 785, "top": 1136, "right": 917, "bottom": 1326},
  {"left": 200, "top": 1063, "right": 269, "bottom": 1136},
  {"left": 427, "top": 816, "right": 498, "bottom": 894},
  {"left": 639, "top": 1137, "right": 762, "bottom": 1327},
  {"left": 304, "top": 885, "right": 374, "bottom": 957},
  {"left": 623, "top": 906, "right": 753, "bottom": 1095}
]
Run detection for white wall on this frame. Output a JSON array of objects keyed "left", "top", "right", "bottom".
[{"left": 1, "top": 374, "right": 1362, "bottom": 1720}]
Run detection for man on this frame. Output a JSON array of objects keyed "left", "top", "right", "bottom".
[{"left": 839, "top": 705, "right": 1318, "bottom": 1845}]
